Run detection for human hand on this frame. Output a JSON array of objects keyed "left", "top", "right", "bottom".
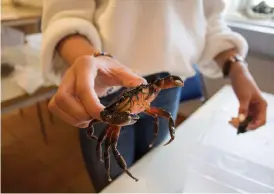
[
  {"left": 48, "top": 55, "right": 147, "bottom": 128},
  {"left": 228, "top": 63, "right": 267, "bottom": 131}
]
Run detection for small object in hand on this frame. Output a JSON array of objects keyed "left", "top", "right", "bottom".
[
  {"left": 1, "top": 62, "right": 15, "bottom": 78},
  {"left": 85, "top": 74, "right": 184, "bottom": 182},
  {"left": 237, "top": 115, "right": 253, "bottom": 135}
]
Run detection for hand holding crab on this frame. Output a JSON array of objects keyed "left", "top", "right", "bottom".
[
  {"left": 86, "top": 75, "right": 184, "bottom": 182},
  {"left": 47, "top": 51, "right": 184, "bottom": 182}
]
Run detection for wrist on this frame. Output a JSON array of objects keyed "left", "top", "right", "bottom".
[
  {"left": 57, "top": 34, "right": 99, "bottom": 66},
  {"left": 228, "top": 61, "right": 247, "bottom": 78},
  {"left": 228, "top": 62, "right": 250, "bottom": 79},
  {"left": 221, "top": 52, "right": 249, "bottom": 78}
]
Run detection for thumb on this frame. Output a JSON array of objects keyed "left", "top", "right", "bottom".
[{"left": 238, "top": 99, "right": 250, "bottom": 122}]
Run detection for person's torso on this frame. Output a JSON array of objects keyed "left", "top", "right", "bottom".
[{"left": 94, "top": 0, "right": 208, "bottom": 78}]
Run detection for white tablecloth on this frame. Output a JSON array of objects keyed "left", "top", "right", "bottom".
[{"left": 101, "top": 85, "right": 274, "bottom": 193}]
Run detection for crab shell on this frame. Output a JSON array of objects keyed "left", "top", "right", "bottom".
[{"left": 100, "top": 75, "right": 184, "bottom": 126}]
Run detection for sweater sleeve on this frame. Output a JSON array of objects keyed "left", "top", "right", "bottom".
[
  {"left": 41, "top": 0, "right": 102, "bottom": 85},
  {"left": 197, "top": 0, "right": 249, "bottom": 78}
]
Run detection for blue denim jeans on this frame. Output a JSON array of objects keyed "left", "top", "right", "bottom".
[{"left": 79, "top": 72, "right": 182, "bottom": 192}]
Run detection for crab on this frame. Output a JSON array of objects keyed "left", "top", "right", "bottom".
[{"left": 85, "top": 75, "right": 184, "bottom": 182}]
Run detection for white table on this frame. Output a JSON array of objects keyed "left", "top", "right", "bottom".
[{"left": 101, "top": 85, "right": 274, "bottom": 193}]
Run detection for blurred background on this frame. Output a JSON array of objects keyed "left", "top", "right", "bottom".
[{"left": 1, "top": 0, "right": 273, "bottom": 193}]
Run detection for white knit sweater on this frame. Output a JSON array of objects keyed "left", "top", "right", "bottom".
[{"left": 41, "top": 0, "right": 248, "bottom": 91}]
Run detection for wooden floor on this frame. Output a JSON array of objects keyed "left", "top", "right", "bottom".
[{"left": 1, "top": 101, "right": 187, "bottom": 193}]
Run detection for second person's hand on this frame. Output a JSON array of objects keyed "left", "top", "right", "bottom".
[{"left": 48, "top": 55, "right": 147, "bottom": 128}]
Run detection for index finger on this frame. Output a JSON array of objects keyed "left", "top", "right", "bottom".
[{"left": 114, "top": 66, "right": 147, "bottom": 87}]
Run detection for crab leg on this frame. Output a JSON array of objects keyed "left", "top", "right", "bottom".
[
  {"left": 86, "top": 119, "right": 100, "bottom": 140},
  {"left": 104, "top": 125, "right": 114, "bottom": 182},
  {"left": 143, "top": 110, "right": 159, "bottom": 148},
  {"left": 111, "top": 126, "right": 139, "bottom": 182},
  {"left": 145, "top": 107, "right": 175, "bottom": 146},
  {"left": 96, "top": 125, "right": 112, "bottom": 162}
]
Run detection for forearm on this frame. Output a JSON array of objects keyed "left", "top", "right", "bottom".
[
  {"left": 57, "top": 34, "right": 98, "bottom": 66},
  {"left": 214, "top": 48, "right": 247, "bottom": 78}
]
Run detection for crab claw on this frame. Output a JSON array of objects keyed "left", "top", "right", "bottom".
[{"left": 154, "top": 75, "right": 184, "bottom": 89}]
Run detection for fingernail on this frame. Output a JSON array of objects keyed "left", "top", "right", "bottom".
[
  {"left": 138, "top": 77, "right": 147, "bottom": 83},
  {"left": 135, "top": 78, "right": 147, "bottom": 85},
  {"left": 239, "top": 114, "right": 246, "bottom": 122}
]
